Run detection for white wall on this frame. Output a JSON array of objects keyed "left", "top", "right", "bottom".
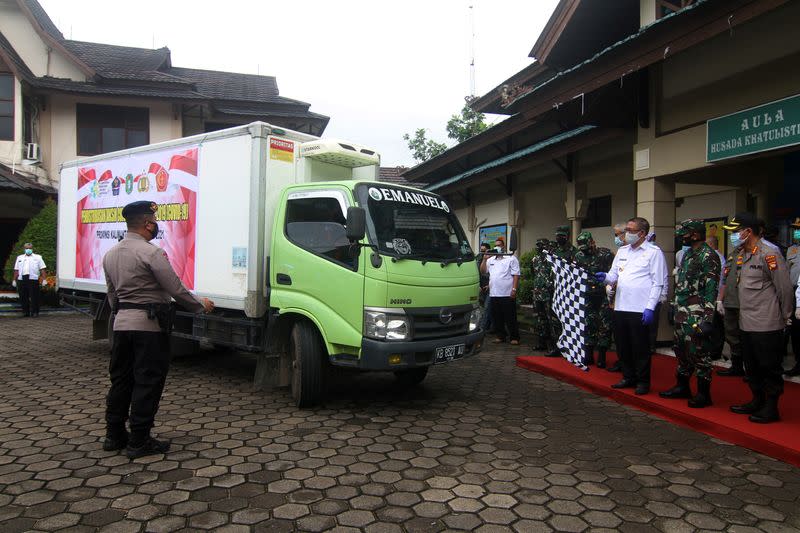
[{"left": 0, "top": 4, "right": 85, "bottom": 81}]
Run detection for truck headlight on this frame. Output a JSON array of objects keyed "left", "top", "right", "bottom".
[
  {"left": 469, "top": 307, "right": 482, "bottom": 332},
  {"left": 364, "top": 310, "right": 410, "bottom": 341}
]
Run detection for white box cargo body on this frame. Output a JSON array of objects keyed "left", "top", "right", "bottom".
[{"left": 57, "top": 122, "right": 378, "bottom": 318}]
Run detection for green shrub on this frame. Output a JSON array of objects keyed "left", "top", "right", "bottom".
[
  {"left": 3, "top": 199, "right": 57, "bottom": 284},
  {"left": 517, "top": 248, "right": 537, "bottom": 305}
]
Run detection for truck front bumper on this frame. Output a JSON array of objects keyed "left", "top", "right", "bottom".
[{"left": 329, "top": 330, "right": 485, "bottom": 370}]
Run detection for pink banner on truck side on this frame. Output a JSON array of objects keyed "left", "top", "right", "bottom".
[{"left": 75, "top": 145, "right": 200, "bottom": 289}]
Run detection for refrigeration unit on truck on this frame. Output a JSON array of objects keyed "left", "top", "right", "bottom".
[{"left": 57, "top": 122, "right": 485, "bottom": 406}]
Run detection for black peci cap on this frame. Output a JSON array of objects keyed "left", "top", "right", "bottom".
[{"left": 121, "top": 201, "right": 158, "bottom": 220}]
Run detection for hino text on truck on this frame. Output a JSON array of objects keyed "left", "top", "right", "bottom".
[{"left": 57, "top": 122, "right": 486, "bottom": 406}]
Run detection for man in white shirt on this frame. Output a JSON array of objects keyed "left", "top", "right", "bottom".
[
  {"left": 13, "top": 242, "right": 47, "bottom": 317},
  {"left": 480, "top": 237, "right": 521, "bottom": 346},
  {"left": 597, "top": 217, "right": 668, "bottom": 395}
]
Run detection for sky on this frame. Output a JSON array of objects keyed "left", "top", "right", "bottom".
[{"left": 39, "top": 0, "right": 560, "bottom": 167}]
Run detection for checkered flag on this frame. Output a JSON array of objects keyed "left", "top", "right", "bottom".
[{"left": 545, "top": 252, "right": 589, "bottom": 370}]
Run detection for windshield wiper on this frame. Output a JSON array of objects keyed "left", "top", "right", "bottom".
[
  {"left": 389, "top": 252, "right": 430, "bottom": 264},
  {"left": 440, "top": 254, "right": 471, "bottom": 267}
]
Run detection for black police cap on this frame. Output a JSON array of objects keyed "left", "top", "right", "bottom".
[
  {"left": 722, "top": 212, "right": 759, "bottom": 231},
  {"left": 121, "top": 201, "right": 159, "bottom": 219}
]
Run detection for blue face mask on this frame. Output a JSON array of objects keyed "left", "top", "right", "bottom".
[
  {"left": 729, "top": 232, "right": 743, "bottom": 248},
  {"left": 793, "top": 229, "right": 800, "bottom": 241},
  {"left": 24, "top": 249, "right": 32, "bottom": 256},
  {"left": 614, "top": 236, "right": 623, "bottom": 247},
  {"left": 681, "top": 245, "right": 690, "bottom": 253}
]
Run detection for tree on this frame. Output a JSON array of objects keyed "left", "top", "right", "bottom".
[
  {"left": 403, "top": 129, "right": 447, "bottom": 164},
  {"left": 446, "top": 103, "right": 488, "bottom": 143},
  {"left": 404, "top": 101, "right": 488, "bottom": 163}
]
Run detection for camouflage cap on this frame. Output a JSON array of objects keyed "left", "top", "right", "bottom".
[
  {"left": 675, "top": 218, "right": 705, "bottom": 236},
  {"left": 576, "top": 231, "right": 593, "bottom": 246},
  {"left": 555, "top": 225, "right": 570, "bottom": 236}
]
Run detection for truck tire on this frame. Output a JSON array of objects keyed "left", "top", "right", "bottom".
[
  {"left": 394, "top": 367, "right": 429, "bottom": 387},
  {"left": 289, "top": 321, "right": 326, "bottom": 408}
]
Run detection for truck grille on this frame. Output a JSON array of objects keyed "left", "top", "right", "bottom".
[{"left": 406, "top": 305, "right": 474, "bottom": 341}]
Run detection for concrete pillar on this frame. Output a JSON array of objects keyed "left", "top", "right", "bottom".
[
  {"left": 637, "top": 176, "right": 676, "bottom": 343},
  {"left": 565, "top": 180, "right": 587, "bottom": 245}
]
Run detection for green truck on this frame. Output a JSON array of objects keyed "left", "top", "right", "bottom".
[{"left": 58, "top": 123, "right": 485, "bottom": 406}]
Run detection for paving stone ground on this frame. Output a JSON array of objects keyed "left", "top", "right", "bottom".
[{"left": 2, "top": 314, "right": 800, "bottom": 532}]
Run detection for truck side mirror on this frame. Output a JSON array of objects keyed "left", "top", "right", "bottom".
[
  {"left": 509, "top": 227, "right": 518, "bottom": 253},
  {"left": 346, "top": 207, "right": 366, "bottom": 242}
]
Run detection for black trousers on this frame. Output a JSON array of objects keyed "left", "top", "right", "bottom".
[
  {"left": 492, "top": 296, "right": 519, "bottom": 341},
  {"left": 18, "top": 276, "right": 40, "bottom": 316},
  {"left": 614, "top": 311, "right": 652, "bottom": 385},
  {"left": 791, "top": 293, "right": 800, "bottom": 362},
  {"left": 710, "top": 310, "right": 725, "bottom": 359},
  {"left": 741, "top": 329, "right": 784, "bottom": 397},
  {"left": 106, "top": 330, "right": 170, "bottom": 443}
]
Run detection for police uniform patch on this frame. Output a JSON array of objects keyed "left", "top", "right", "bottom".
[{"left": 765, "top": 255, "right": 778, "bottom": 271}]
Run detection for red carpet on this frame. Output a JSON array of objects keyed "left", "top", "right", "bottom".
[{"left": 516, "top": 352, "right": 800, "bottom": 467}]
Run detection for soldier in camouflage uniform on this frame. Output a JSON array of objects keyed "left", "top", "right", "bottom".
[
  {"left": 545, "top": 225, "right": 577, "bottom": 356},
  {"left": 659, "top": 219, "right": 721, "bottom": 408},
  {"left": 575, "top": 231, "right": 614, "bottom": 367},
  {"left": 531, "top": 238, "right": 555, "bottom": 352}
]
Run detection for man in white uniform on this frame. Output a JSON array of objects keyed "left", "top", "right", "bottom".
[
  {"left": 481, "top": 237, "right": 520, "bottom": 345},
  {"left": 597, "top": 217, "right": 668, "bottom": 395},
  {"left": 13, "top": 242, "right": 47, "bottom": 317}
]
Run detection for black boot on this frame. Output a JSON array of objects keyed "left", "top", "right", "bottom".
[
  {"left": 532, "top": 339, "right": 547, "bottom": 351},
  {"left": 607, "top": 360, "right": 622, "bottom": 372},
  {"left": 596, "top": 349, "right": 606, "bottom": 369},
  {"left": 659, "top": 373, "right": 692, "bottom": 399},
  {"left": 718, "top": 360, "right": 745, "bottom": 377},
  {"left": 688, "top": 378, "right": 712, "bottom": 408},
  {"left": 730, "top": 392, "right": 765, "bottom": 414},
  {"left": 748, "top": 395, "right": 780, "bottom": 424},
  {"left": 545, "top": 339, "right": 561, "bottom": 357},
  {"left": 584, "top": 346, "right": 595, "bottom": 366}
]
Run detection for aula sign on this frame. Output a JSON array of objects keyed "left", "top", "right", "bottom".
[{"left": 707, "top": 93, "right": 800, "bottom": 163}]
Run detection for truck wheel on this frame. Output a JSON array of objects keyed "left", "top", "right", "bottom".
[
  {"left": 289, "top": 321, "right": 326, "bottom": 408},
  {"left": 394, "top": 367, "right": 429, "bottom": 387}
]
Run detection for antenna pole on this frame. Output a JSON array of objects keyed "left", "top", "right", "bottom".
[{"left": 469, "top": 2, "right": 476, "bottom": 98}]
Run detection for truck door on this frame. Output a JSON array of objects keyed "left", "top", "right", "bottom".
[{"left": 272, "top": 188, "right": 365, "bottom": 350}]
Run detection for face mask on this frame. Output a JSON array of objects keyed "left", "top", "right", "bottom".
[
  {"left": 556, "top": 236, "right": 568, "bottom": 245},
  {"left": 147, "top": 221, "right": 159, "bottom": 241},
  {"left": 494, "top": 246, "right": 503, "bottom": 253},
  {"left": 793, "top": 229, "right": 800, "bottom": 241},
  {"left": 624, "top": 232, "right": 639, "bottom": 245},
  {"left": 730, "top": 231, "right": 744, "bottom": 248},
  {"left": 24, "top": 249, "right": 32, "bottom": 255},
  {"left": 614, "top": 236, "right": 623, "bottom": 247},
  {"left": 578, "top": 245, "right": 591, "bottom": 254},
  {"left": 681, "top": 245, "right": 690, "bottom": 253}
]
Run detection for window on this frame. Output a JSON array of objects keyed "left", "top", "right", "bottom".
[
  {"left": 583, "top": 195, "right": 612, "bottom": 228},
  {"left": 0, "top": 74, "right": 14, "bottom": 141},
  {"left": 285, "top": 191, "right": 359, "bottom": 269},
  {"left": 77, "top": 104, "right": 149, "bottom": 156}
]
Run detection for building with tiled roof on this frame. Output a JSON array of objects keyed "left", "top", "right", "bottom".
[
  {"left": 0, "top": 0, "right": 329, "bottom": 276},
  {"left": 378, "top": 166, "right": 427, "bottom": 189}
]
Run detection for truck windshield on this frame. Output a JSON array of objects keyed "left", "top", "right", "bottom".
[{"left": 355, "top": 184, "right": 474, "bottom": 262}]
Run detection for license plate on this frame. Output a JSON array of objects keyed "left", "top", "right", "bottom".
[{"left": 435, "top": 343, "right": 466, "bottom": 364}]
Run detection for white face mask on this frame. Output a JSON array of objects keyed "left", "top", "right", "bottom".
[
  {"left": 494, "top": 246, "right": 503, "bottom": 253},
  {"left": 624, "top": 232, "right": 640, "bottom": 245}
]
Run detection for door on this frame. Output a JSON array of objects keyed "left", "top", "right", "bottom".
[{"left": 271, "top": 187, "right": 365, "bottom": 350}]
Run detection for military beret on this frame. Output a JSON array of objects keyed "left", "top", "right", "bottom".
[
  {"left": 675, "top": 218, "right": 705, "bottom": 236},
  {"left": 536, "top": 238, "right": 548, "bottom": 245},
  {"left": 576, "top": 231, "right": 593, "bottom": 244},
  {"left": 722, "top": 212, "right": 759, "bottom": 231},
  {"left": 555, "top": 225, "right": 570, "bottom": 236},
  {"left": 121, "top": 200, "right": 158, "bottom": 219}
]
